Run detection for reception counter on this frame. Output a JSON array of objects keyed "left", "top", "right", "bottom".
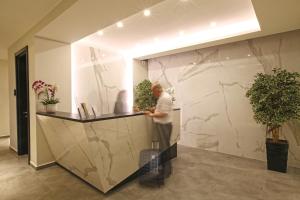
[{"left": 37, "top": 109, "right": 180, "bottom": 193}]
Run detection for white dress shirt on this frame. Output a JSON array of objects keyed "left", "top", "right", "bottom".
[{"left": 153, "top": 92, "right": 173, "bottom": 124}]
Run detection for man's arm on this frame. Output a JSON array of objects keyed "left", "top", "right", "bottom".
[{"left": 145, "top": 110, "right": 167, "bottom": 118}]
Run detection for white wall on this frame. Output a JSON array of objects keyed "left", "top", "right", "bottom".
[
  {"left": 0, "top": 59, "right": 10, "bottom": 137},
  {"left": 0, "top": 49, "right": 8, "bottom": 60},
  {"left": 34, "top": 37, "right": 72, "bottom": 166},
  {"left": 35, "top": 37, "right": 72, "bottom": 112},
  {"left": 7, "top": 0, "right": 77, "bottom": 165},
  {"left": 7, "top": 36, "right": 72, "bottom": 166},
  {"left": 148, "top": 30, "right": 300, "bottom": 168}
]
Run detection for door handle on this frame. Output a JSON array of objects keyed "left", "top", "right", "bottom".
[{"left": 23, "top": 112, "right": 28, "bottom": 118}]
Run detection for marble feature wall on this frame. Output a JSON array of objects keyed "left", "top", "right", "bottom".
[
  {"left": 72, "top": 43, "right": 130, "bottom": 115},
  {"left": 37, "top": 110, "right": 180, "bottom": 193},
  {"left": 148, "top": 30, "right": 300, "bottom": 168}
]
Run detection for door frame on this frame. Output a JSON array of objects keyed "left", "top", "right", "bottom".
[{"left": 15, "top": 46, "right": 30, "bottom": 163}]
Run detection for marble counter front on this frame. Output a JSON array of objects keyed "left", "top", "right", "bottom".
[{"left": 37, "top": 109, "right": 180, "bottom": 193}]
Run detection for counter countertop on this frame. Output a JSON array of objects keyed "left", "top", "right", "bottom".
[{"left": 37, "top": 108, "right": 180, "bottom": 123}]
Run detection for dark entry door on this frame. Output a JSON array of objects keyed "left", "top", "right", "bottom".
[{"left": 15, "top": 46, "right": 30, "bottom": 157}]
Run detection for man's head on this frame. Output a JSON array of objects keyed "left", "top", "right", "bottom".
[{"left": 151, "top": 83, "right": 163, "bottom": 98}]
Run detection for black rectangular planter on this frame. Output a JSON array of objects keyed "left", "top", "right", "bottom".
[{"left": 266, "top": 139, "right": 289, "bottom": 173}]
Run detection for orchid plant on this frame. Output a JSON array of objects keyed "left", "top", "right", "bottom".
[{"left": 32, "top": 80, "right": 60, "bottom": 105}]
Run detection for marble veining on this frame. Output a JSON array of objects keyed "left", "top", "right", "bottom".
[
  {"left": 89, "top": 47, "right": 119, "bottom": 114},
  {"left": 72, "top": 44, "right": 128, "bottom": 115},
  {"left": 37, "top": 110, "right": 181, "bottom": 193},
  {"left": 149, "top": 30, "right": 300, "bottom": 168}
]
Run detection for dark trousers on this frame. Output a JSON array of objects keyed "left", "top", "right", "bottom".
[{"left": 154, "top": 122, "right": 173, "bottom": 177}]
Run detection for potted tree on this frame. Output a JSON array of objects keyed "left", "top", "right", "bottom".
[
  {"left": 246, "top": 68, "right": 300, "bottom": 173},
  {"left": 134, "top": 79, "right": 157, "bottom": 111}
]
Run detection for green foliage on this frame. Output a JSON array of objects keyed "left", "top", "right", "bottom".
[
  {"left": 246, "top": 68, "right": 300, "bottom": 130},
  {"left": 41, "top": 98, "right": 60, "bottom": 105},
  {"left": 40, "top": 87, "right": 60, "bottom": 105},
  {"left": 134, "top": 80, "right": 157, "bottom": 111}
]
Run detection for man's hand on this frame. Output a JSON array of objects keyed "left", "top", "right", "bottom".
[
  {"left": 149, "top": 107, "right": 155, "bottom": 113},
  {"left": 144, "top": 111, "right": 152, "bottom": 116}
]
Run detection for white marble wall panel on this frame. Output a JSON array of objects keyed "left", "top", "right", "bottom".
[
  {"left": 148, "top": 30, "right": 300, "bottom": 168},
  {"left": 37, "top": 110, "right": 180, "bottom": 193},
  {"left": 72, "top": 44, "right": 128, "bottom": 115}
]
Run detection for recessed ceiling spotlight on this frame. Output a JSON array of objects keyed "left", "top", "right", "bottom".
[
  {"left": 210, "top": 22, "right": 217, "bottom": 27},
  {"left": 247, "top": 54, "right": 251, "bottom": 57},
  {"left": 226, "top": 56, "right": 230, "bottom": 60},
  {"left": 116, "top": 21, "right": 124, "bottom": 28},
  {"left": 180, "top": 0, "right": 189, "bottom": 2},
  {"left": 97, "top": 30, "right": 103, "bottom": 36},
  {"left": 102, "top": 54, "right": 106, "bottom": 57},
  {"left": 144, "top": 9, "right": 151, "bottom": 17},
  {"left": 179, "top": 30, "right": 185, "bottom": 36}
]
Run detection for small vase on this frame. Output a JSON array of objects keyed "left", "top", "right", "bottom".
[
  {"left": 46, "top": 104, "right": 57, "bottom": 113},
  {"left": 37, "top": 102, "right": 46, "bottom": 112}
]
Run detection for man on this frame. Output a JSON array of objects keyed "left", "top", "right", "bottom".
[{"left": 145, "top": 83, "right": 173, "bottom": 178}]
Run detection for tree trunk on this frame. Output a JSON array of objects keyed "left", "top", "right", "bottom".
[{"left": 267, "top": 125, "right": 280, "bottom": 142}]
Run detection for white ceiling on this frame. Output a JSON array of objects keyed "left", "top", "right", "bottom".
[
  {"left": 37, "top": 0, "right": 164, "bottom": 43},
  {"left": 0, "top": 0, "right": 62, "bottom": 58},
  {"left": 76, "top": 0, "right": 260, "bottom": 58},
  {"left": 21, "top": 0, "right": 300, "bottom": 60}
]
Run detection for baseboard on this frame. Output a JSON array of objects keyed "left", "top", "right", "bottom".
[
  {"left": 30, "top": 160, "right": 57, "bottom": 170},
  {"left": 29, "top": 161, "right": 37, "bottom": 168},
  {"left": 9, "top": 145, "right": 17, "bottom": 153}
]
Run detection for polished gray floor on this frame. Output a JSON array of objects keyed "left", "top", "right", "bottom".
[{"left": 1, "top": 137, "right": 300, "bottom": 200}]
